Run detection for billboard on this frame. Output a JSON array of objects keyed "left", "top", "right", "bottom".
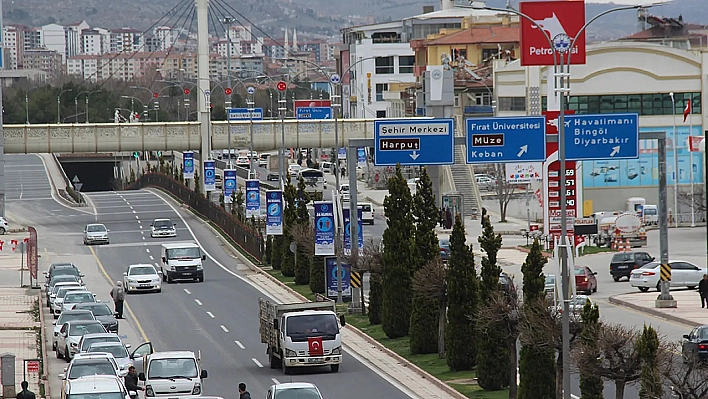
[
  {"left": 314, "top": 202, "right": 335, "bottom": 256},
  {"left": 520, "top": 0, "right": 586, "bottom": 66},
  {"left": 325, "top": 257, "right": 351, "bottom": 299},
  {"left": 265, "top": 190, "right": 283, "bottom": 235},
  {"left": 245, "top": 179, "right": 260, "bottom": 218}
]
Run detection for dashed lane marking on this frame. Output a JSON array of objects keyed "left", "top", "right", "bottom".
[
  {"left": 206, "top": 311, "right": 214, "bottom": 318},
  {"left": 184, "top": 289, "right": 191, "bottom": 294},
  {"left": 252, "top": 358, "right": 263, "bottom": 368},
  {"left": 235, "top": 341, "right": 245, "bottom": 349},
  {"left": 220, "top": 325, "right": 229, "bottom": 333},
  {"left": 195, "top": 299, "right": 202, "bottom": 306}
]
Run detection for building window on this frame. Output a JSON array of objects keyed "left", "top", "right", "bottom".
[
  {"left": 451, "top": 48, "right": 467, "bottom": 61},
  {"left": 541, "top": 92, "right": 701, "bottom": 116},
  {"left": 399, "top": 56, "right": 414, "bottom": 74},
  {"left": 481, "top": 48, "right": 498, "bottom": 61},
  {"left": 454, "top": 95, "right": 460, "bottom": 108},
  {"left": 375, "top": 83, "right": 388, "bottom": 102},
  {"left": 375, "top": 57, "right": 394, "bottom": 74},
  {"left": 499, "top": 97, "right": 526, "bottom": 112}
]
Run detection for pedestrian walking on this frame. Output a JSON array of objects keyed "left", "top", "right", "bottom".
[
  {"left": 110, "top": 280, "right": 125, "bottom": 319},
  {"left": 16, "top": 381, "right": 35, "bottom": 399},
  {"left": 238, "top": 383, "right": 251, "bottom": 399},
  {"left": 124, "top": 366, "right": 143, "bottom": 399},
  {"left": 699, "top": 274, "right": 708, "bottom": 308},
  {"left": 439, "top": 208, "right": 445, "bottom": 228},
  {"left": 445, "top": 208, "right": 453, "bottom": 229}
]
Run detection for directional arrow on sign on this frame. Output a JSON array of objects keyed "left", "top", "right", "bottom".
[
  {"left": 410, "top": 150, "right": 420, "bottom": 160},
  {"left": 517, "top": 145, "right": 528, "bottom": 157},
  {"left": 610, "top": 146, "right": 620, "bottom": 157},
  {"left": 72, "top": 175, "right": 80, "bottom": 183}
]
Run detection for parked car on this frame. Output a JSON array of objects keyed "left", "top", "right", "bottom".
[
  {"left": 544, "top": 274, "right": 556, "bottom": 295},
  {"left": 47, "top": 280, "right": 82, "bottom": 307},
  {"left": 83, "top": 223, "right": 109, "bottom": 245},
  {"left": 61, "top": 291, "right": 98, "bottom": 313},
  {"left": 62, "top": 375, "right": 132, "bottom": 399},
  {"left": 610, "top": 251, "right": 654, "bottom": 282},
  {"left": 72, "top": 303, "right": 119, "bottom": 334},
  {"left": 630, "top": 260, "right": 705, "bottom": 292},
  {"left": 86, "top": 342, "right": 134, "bottom": 373},
  {"left": 0, "top": 216, "right": 9, "bottom": 234},
  {"left": 59, "top": 353, "right": 122, "bottom": 395},
  {"left": 53, "top": 286, "right": 89, "bottom": 318},
  {"left": 52, "top": 310, "right": 96, "bottom": 351},
  {"left": 55, "top": 320, "right": 107, "bottom": 361},
  {"left": 439, "top": 239, "right": 451, "bottom": 261},
  {"left": 77, "top": 333, "right": 123, "bottom": 355},
  {"left": 682, "top": 325, "right": 708, "bottom": 362},
  {"left": 575, "top": 266, "right": 598, "bottom": 295},
  {"left": 476, "top": 176, "right": 497, "bottom": 191},
  {"left": 123, "top": 264, "right": 162, "bottom": 293}
]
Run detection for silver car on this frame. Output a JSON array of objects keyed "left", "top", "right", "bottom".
[
  {"left": 123, "top": 264, "right": 162, "bottom": 293},
  {"left": 61, "top": 291, "right": 97, "bottom": 313},
  {"left": 87, "top": 342, "right": 134, "bottom": 374},
  {"left": 83, "top": 223, "right": 109, "bottom": 245},
  {"left": 49, "top": 281, "right": 82, "bottom": 308},
  {"left": 55, "top": 320, "right": 107, "bottom": 361},
  {"left": 53, "top": 286, "right": 88, "bottom": 318},
  {"left": 52, "top": 310, "right": 96, "bottom": 351}
]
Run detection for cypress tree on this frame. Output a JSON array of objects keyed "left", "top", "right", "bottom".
[
  {"left": 637, "top": 324, "right": 663, "bottom": 399},
  {"left": 579, "top": 299, "right": 603, "bottom": 399},
  {"left": 281, "top": 177, "right": 297, "bottom": 277},
  {"left": 309, "top": 255, "right": 325, "bottom": 294},
  {"left": 518, "top": 239, "right": 555, "bottom": 399},
  {"left": 368, "top": 273, "right": 383, "bottom": 325},
  {"left": 381, "top": 165, "right": 416, "bottom": 339},
  {"left": 446, "top": 215, "right": 478, "bottom": 370},
  {"left": 265, "top": 235, "right": 273, "bottom": 265},
  {"left": 476, "top": 215, "right": 509, "bottom": 390},
  {"left": 410, "top": 168, "right": 441, "bottom": 354},
  {"left": 271, "top": 236, "right": 283, "bottom": 270},
  {"left": 294, "top": 177, "right": 310, "bottom": 285}
]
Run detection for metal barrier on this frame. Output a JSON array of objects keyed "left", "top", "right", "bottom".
[{"left": 127, "top": 173, "right": 265, "bottom": 261}]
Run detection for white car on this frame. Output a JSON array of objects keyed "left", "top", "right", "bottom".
[
  {"left": 86, "top": 342, "right": 134, "bottom": 374},
  {"left": 49, "top": 281, "right": 82, "bottom": 307},
  {"left": 339, "top": 183, "right": 350, "bottom": 202},
  {"left": 267, "top": 382, "right": 324, "bottom": 399},
  {"left": 123, "top": 264, "right": 162, "bottom": 293},
  {"left": 52, "top": 310, "right": 96, "bottom": 351},
  {"left": 53, "top": 286, "right": 89, "bottom": 318},
  {"left": 55, "top": 320, "right": 107, "bottom": 361},
  {"left": 83, "top": 223, "right": 110, "bottom": 245},
  {"left": 63, "top": 375, "right": 133, "bottom": 399},
  {"left": 59, "top": 354, "right": 122, "bottom": 397},
  {"left": 61, "top": 291, "right": 98, "bottom": 313},
  {"left": 630, "top": 260, "right": 705, "bottom": 292},
  {"left": 0, "top": 216, "right": 9, "bottom": 234},
  {"left": 236, "top": 156, "right": 250, "bottom": 167},
  {"left": 360, "top": 202, "right": 375, "bottom": 225},
  {"left": 151, "top": 219, "right": 177, "bottom": 238},
  {"left": 288, "top": 164, "right": 302, "bottom": 177}
]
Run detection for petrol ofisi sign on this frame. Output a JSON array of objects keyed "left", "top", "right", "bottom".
[{"left": 520, "top": 0, "right": 586, "bottom": 66}]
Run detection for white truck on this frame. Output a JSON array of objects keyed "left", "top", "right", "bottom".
[
  {"left": 137, "top": 350, "right": 208, "bottom": 397},
  {"left": 160, "top": 243, "right": 206, "bottom": 283},
  {"left": 259, "top": 298, "right": 344, "bottom": 374}
]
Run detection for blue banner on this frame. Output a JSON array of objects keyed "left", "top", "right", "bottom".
[
  {"left": 265, "top": 190, "right": 283, "bottom": 235},
  {"left": 183, "top": 151, "right": 194, "bottom": 179},
  {"left": 338, "top": 148, "right": 347, "bottom": 160},
  {"left": 357, "top": 147, "right": 366, "bottom": 168},
  {"left": 325, "top": 257, "right": 351, "bottom": 299},
  {"left": 245, "top": 179, "right": 260, "bottom": 218},
  {"left": 342, "top": 208, "right": 364, "bottom": 255},
  {"left": 204, "top": 160, "right": 216, "bottom": 191},
  {"left": 314, "top": 202, "right": 335, "bottom": 256},
  {"left": 223, "top": 169, "right": 237, "bottom": 203}
]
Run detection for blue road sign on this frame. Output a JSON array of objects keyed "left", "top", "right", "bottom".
[
  {"left": 374, "top": 119, "right": 454, "bottom": 166},
  {"left": 296, "top": 106, "right": 332, "bottom": 120},
  {"left": 228, "top": 108, "right": 264, "bottom": 121},
  {"left": 563, "top": 113, "right": 639, "bottom": 161},
  {"left": 465, "top": 116, "right": 546, "bottom": 164},
  {"left": 183, "top": 152, "right": 194, "bottom": 179},
  {"left": 203, "top": 160, "right": 216, "bottom": 191}
]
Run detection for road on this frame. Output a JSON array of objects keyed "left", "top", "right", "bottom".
[{"left": 7, "top": 154, "right": 415, "bottom": 399}]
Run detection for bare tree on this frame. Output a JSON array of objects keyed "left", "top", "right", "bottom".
[
  {"left": 290, "top": 222, "right": 315, "bottom": 259},
  {"left": 412, "top": 257, "right": 447, "bottom": 358},
  {"left": 660, "top": 341, "right": 708, "bottom": 399},
  {"left": 476, "top": 282, "right": 522, "bottom": 398},
  {"left": 343, "top": 238, "right": 385, "bottom": 314},
  {"left": 572, "top": 323, "right": 644, "bottom": 399},
  {"left": 520, "top": 298, "right": 583, "bottom": 399},
  {"left": 494, "top": 164, "right": 515, "bottom": 222},
  {"left": 678, "top": 187, "right": 707, "bottom": 217}
]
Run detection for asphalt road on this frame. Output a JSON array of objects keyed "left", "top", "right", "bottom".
[{"left": 6, "top": 154, "right": 413, "bottom": 399}]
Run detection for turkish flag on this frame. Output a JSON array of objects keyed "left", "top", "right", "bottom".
[{"left": 308, "top": 337, "right": 324, "bottom": 356}]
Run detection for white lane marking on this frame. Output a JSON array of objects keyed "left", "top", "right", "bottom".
[
  {"left": 195, "top": 299, "right": 202, "bottom": 306},
  {"left": 220, "top": 325, "right": 229, "bottom": 333},
  {"left": 154, "top": 263, "right": 159, "bottom": 268},
  {"left": 135, "top": 215, "right": 139, "bottom": 220},
  {"left": 141, "top": 231, "right": 144, "bottom": 235},
  {"left": 149, "top": 255, "right": 154, "bottom": 260},
  {"left": 146, "top": 248, "right": 150, "bottom": 253},
  {"left": 252, "top": 358, "right": 263, "bottom": 368},
  {"left": 142, "top": 236, "right": 146, "bottom": 241},
  {"left": 235, "top": 341, "right": 245, "bottom": 349},
  {"left": 343, "top": 343, "right": 417, "bottom": 399},
  {"left": 130, "top": 206, "right": 134, "bottom": 210},
  {"left": 206, "top": 311, "right": 214, "bottom": 318},
  {"left": 271, "top": 378, "right": 280, "bottom": 385},
  {"left": 184, "top": 289, "right": 191, "bottom": 294},
  {"left": 133, "top": 210, "right": 136, "bottom": 214}
]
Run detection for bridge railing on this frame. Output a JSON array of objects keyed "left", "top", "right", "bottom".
[{"left": 128, "top": 173, "right": 265, "bottom": 261}]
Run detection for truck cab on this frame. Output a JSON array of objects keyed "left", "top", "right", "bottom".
[
  {"left": 138, "top": 351, "right": 207, "bottom": 397},
  {"left": 160, "top": 243, "right": 206, "bottom": 283}
]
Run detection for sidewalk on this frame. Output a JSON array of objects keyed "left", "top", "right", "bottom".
[{"left": 609, "top": 290, "right": 708, "bottom": 328}]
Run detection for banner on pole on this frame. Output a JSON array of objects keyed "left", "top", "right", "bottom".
[
  {"left": 223, "top": 169, "right": 237, "bottom": 203},
  {"left": 266, "top": 190, "right": 283, "bottom": 235},
  {"left": 245, "top": 179, "right": 260, "bottom": 218},
  {"left": 342, "top": 208, "right": 364, "bottom": 255},
  {"left": 314, "top": 202, "right": 335, "bottom": 256},
  {"left": 183, "top": 152, "right": 195, "bottom": 179},
  {"left": 325, "top": 257, "right": 351, "bottom": 299}
]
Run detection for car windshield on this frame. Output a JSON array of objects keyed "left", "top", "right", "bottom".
[
  {"left": 340, "top": 185, "right": 349, "bottom": 192},
  {"left": 82, "top": 337, "right": 121, "bottom": 351},
  {"left": 51, "top": 276, "right": 80, "bottom": 286},
  {"left": 89, "top": 345, "right": 128, "bottom": 358},
  {"left": 147, "top": 358, "right": 198, "bottom": 379},
  {"left": 640, "top": 262, "right": 660, "bottom": 269},
  {"left": 274, "top": 387, "right": 321, "bottom": 399},
  {"left": 68, "top": 362, "right": 117, "bottom": 379},
  {"left": 78, "top": 305, "right": 113, "bottom": 316},
  {"left": 285, "top": 314, "right": 339, "bottom": 341},
  {"left": 60, "top": 313, "right": 95, "bottom": 325},
  {"left": 439, "top": 240, "right": 450, "bottom": 249},
  {"left": 644, "top": 208, "right": 657, "bottom": 215},
  {"left": 129, "top": 267, "right": 156, "bottom": 276},
  {"left": 612, "top": 253, "right": 633, "bottom": 262},
  {"left": 65, "top": 293, "right": 95, "bottom": 303},
  {"left": 52, "top": 269, "right": 80, "bottom": 278},
  {"left": 87, "top": 225, "right": 107, "bottom": 233},
  {"left": 153, "top": 220, "right": 173, "bottom": 229},
  {"left": 545, "top": 275, "right": 555, "bottom": 284},
  {"left": 166, "top": 248, "right": 200, "bottom": 259},
  {"left": 69, "top": 324, "right": 105, "bottom": 336},
  {"left": 58, "top": 288, "right": 85, "bottom": 298},
  {"left": 67, "top": 393, "right": 124, "bottom": 399},
  {"left": 571, "top": 297, "right": 590, "bottom": 307},
  {"left": 361, "top": 204, "right": 371, "bottom": 212},
  {"left": 53, "top": 284, "right": 80, "bottom": 295}
]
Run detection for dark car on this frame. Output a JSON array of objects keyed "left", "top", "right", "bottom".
[
  {"left": 575, "top": 266, "right": 598, "bottom": 295},
  {"left": 46, "top": 266, "right": 83, "bottom": 290},
  {"left": 610, "top": 251, "right": 654, "bottom": 281},
  {"left": 682, "top": 326, "right": 708, "bottom": 362},
  {"left": 439, "top": 239, "right": 451, "bottom": 261},
  {"left": 45, "top": 263, "right": 81, "bottom": 280},
  {"left": 72, "top": 303, "right": 119, "bottom": 334}
]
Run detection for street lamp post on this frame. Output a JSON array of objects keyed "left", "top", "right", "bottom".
[
  {"left": 472, "top": 3, "right": 645, "bottom": 398},
  {"left": 25, "top": 93, "right": 29, "bottom": 124},
  {"left": 669, "top": 92, "right": 679, "bottom": 227},
  {"left": 75, "top": 91, "right": 90, "bottom": 123},
  {"left": 57, "top": 88, "right": 73, "bottom": 124}
]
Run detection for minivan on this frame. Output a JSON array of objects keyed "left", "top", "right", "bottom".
[{"left": 360, "top": 202, "right": 374, "bottom": 224}]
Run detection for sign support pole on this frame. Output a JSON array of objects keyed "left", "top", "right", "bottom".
[{"left": 657, "top": 135, "right": 676, "bottom": 305}]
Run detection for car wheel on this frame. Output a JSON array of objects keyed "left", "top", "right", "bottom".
[
  {"left": 282, "top": 359, "right": 290, "bottom": 375},
  {"left": 593, "top": 284, "right": 597, "bottom": 293},
  {"left": 656, "top": 281, "right": 662, "bottom": 292},
  {"left": 167, "top": 274, "right": 174, "bottom": 284},
  {"left": 0, "top": 227, "right": 5, "bottom": 235},
  {"left": 688, "top": 286, "right": 696, "bottom": 290},
  {"left": 331, "top": 364, "right": 340, "bottom": 372},
  {"left": 56, "top": 348, "right": 63, "bottom": 359},
  {"left": 638, "top": 287, "right": 649, "bottom": 292},
  {"left": 52, "top": 342, "right": 57, "bottom": 351},
  {"left": 269, "top": 351, "right": 281, "bottom": 369},
  {"left": 162, "top": 271, "right": 167, "bottom": 282},
  {"left": 198, "top": 276, "right": 204, "bottom": 283},
  {"left": 613, "top": 276, "right": 620, "bottom": 282},
  {"left": 65, "top": 346, "right": 72, "bottom": 363},
  {"left": 155, "top": 288, "right": 162, "bottom": 293}
]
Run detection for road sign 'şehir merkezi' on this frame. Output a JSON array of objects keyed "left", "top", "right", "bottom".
[
  {"left": 374, "top": 119, "right": 454, "bottom": 166},
  {"left": 465, "top": 116, "right": 546, "bottom": 163},
  {"left": 563, "top": 113, "right": 639, "bottom": 161}
]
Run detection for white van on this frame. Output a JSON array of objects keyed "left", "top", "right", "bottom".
[
  {"left": 642, "top": 205, "right": 658, "bottom": 225},
  {"left": 138, "top": 351, "right": 208, "bottom": 397},
  {"left": 320, "top": 161, "right": 334, "bottom": 174},
  {"left": 360, "top": 202, "right": 375, "bottom": 224},
  {"left": 160, "top": 243, "right": 206, "bottom": 283}
]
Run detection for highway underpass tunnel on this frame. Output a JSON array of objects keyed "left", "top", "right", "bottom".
[{"left": 59, "top": 161, "right": 119, "bottom": 192}]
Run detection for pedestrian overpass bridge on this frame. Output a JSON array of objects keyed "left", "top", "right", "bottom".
[{"left": 3, "top": 119, "right": 385, "bottom": 153}]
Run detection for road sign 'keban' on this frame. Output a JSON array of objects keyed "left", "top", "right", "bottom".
[{"left": 465, "top": 116, "right": 546, "bottom": 163}]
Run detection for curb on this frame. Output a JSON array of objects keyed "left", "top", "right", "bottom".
[
  {"left": 608, "top": 294, "right": 699, "bottom": 328},
  {"left": 515, "top": 246, "right": 552, "bottom": 258},
  {"left": 146, "top": 187, "right": 466, "bottom": 399},
  {"left": 37, "top": 289, "right": 50, "bottom": 399}
]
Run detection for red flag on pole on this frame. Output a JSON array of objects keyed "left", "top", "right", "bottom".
[
  {"left": 684, "top": 100, "right": 691, "bottom": 122},
  {"left": 307, "top": 337, "right": 324, "bottom": 356}
]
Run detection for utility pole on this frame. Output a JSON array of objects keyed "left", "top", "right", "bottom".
[
  {"left": 224, "top": 16, "right": 235, "bottom": 168},
  {"left": 196, "top": 0, "right": 211, "bottom": 194}
]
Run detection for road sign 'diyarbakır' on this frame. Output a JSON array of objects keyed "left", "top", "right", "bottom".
[
  {"left": 563, "top": 113, "right": 639, "bottom": 161},
  {"left": 374, "top": 119, "right": 454, "bottom": 166},
  {"left": 465, "top": 116, "right": 546, "bottom": 164}
]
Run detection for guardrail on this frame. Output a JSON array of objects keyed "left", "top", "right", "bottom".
[{"left": 127, "top": 173, "right": 265, "bottom": 261}]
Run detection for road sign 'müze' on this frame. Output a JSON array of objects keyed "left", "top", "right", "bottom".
[{"left": 466, "top": 116, "right": 546, "bottom": 163}]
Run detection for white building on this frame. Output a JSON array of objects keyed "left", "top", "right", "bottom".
[
  {"left": 110, "top": 28, "right": 143, "bottom": 53},
  {"left": 3, "top": 25, "right": 23, "bottom": 69},
  {"left": 65, "top": 21, "right": 89, "bottom": 58},
  {"left": 81, "top": 29, "right": 104, "bottom": 55},
  {"left": 153, "top": 26, "right": 178, "bottom": 51},
  {"left": 40, "top": 23, "right": 66, "bottom": 62}
]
